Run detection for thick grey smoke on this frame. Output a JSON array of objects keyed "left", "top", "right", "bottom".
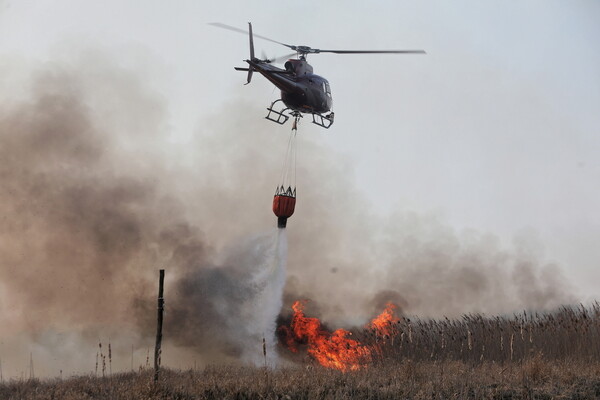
[
  {"left": 0, "top": 59, "right": 290, "bottom": 375},
  {"left": 0, "top": 56, "right": 575, "bottom": 376},
  {"left": 164, "top": 229, "right": 288, "bottom": 366}
]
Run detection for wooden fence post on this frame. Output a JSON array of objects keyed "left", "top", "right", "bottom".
[{"left": 154, "top": 269, "right": 165, "bottom": 383}]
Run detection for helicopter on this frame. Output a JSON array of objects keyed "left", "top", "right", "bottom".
[{"left": 210, "top": 22, "right": 425, "bottom": 129}]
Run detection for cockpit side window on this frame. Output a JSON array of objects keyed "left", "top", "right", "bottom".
[{"left": 323, "top": 81, "right": 331, "bottom": 97}]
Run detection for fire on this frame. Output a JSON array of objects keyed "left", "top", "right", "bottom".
[
  {"left": 368, "top": 302, "right": 400, "bottom": 338},
  {"left": 280, "top": 301, "right": 371, "bottom": 371},
  {"left": 280, "top": 300, "right": 401, "bottom": 371}
]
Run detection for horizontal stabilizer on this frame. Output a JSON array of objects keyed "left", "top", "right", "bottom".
[{"left": 234, "top": 67, "right": 250, "bottom": 71}]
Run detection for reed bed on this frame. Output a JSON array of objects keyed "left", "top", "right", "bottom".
[
  {"left": 4, "top": 303, "right": 600, "bottom": 399},
  {"left": 358, "top": 302, "right": 600, "bottom": 365},
  {"left": 3, "top": 362, "right": 600, "bottom": 399}
]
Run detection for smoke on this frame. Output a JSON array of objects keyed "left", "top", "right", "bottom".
[
  {"left": 0, "top": 54, "right": 576, "bottom": 377},
  {"left": 165, "top": 229, "right": 288, "bottom": 366}
]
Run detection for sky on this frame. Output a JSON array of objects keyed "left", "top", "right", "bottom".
[{"left": 0, "top": 2, "right": 599, "bottom": 298}]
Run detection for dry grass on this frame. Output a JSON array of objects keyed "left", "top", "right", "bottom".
[
  {"left": 4, "top": 303, "right": 600, "bottom": 399},
  {"left": 358, "top": 303, "right": 600, "bottom": 364},
  {"left": 2, "top": 362, "right": 600, "bottom": 399}
]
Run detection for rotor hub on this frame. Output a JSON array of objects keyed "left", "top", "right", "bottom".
[{"left": 296, "top": 45, "right": 312, "bottom": 53}]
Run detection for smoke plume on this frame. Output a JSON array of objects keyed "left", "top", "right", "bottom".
[{"left": 0, "top": 55, "right": 575, "bottom": 376}]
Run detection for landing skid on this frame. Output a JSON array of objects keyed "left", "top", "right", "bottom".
[
  {"left": 312, "top": 112, "right": 334, "bottom": 129},
  {"left": 265, "top": 99, "right": 290, "bottom": 125},
  {"left": 265, "top": 99, "right": 334, "bottom": 129}
]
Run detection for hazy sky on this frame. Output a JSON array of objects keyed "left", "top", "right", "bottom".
[{"left": 1, "top": 1, "right": 599, "bottom": 296}]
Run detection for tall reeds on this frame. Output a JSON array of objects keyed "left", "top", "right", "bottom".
[{"left": 360, "top": 302, "right": 600, "bottom": 364}]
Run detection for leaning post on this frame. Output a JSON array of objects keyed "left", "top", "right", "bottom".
[{"left": 154, "top": 269, "right": 165, "bottom": 383}]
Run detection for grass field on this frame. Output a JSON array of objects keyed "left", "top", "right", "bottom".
[
  {"left": 4, "top": 304, "right": 600, "bottom": 399},
  {"left": 2, "top": 361, "right": 600, "bottom": 399}
]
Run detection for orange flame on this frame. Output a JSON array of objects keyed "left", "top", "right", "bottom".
[
  {"left": 281, "top": 301, "right": 371, "bottom": 371},
  {"left": 368, "top": 302, "right": 400, "bottom": 338},
  {"left": 281, "top": 300, "right": 401, "bottom": 371}
]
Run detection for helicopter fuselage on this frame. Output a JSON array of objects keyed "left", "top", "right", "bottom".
[
  {"left": 214, "top": 21, "right": 424, "bottom": 129},
  {"left": 246, "top": 58, "right": 332, "bottom": 114}
]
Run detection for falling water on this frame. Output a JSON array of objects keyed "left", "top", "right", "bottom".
[{"left": 236, "top": 228, "right": 288, "bottom": 366}]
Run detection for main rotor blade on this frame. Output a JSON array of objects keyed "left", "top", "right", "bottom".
[
  {"left": 316, "top": 49, "right": 426, "bottom": 54},
  {"left": 208, "top": 22, "right": 295, "bottom": 50},
  {"left": 260, "top": 51, "right": 296, "bottom": 64},
  {"left": 271, "top": 52, "right": 297, "bottom": 63}
]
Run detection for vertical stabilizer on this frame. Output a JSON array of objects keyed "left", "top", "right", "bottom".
[{"left": 245, "top": 22, "right": 255, "bottom": 84}]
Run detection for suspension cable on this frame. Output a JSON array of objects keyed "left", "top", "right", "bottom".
[{"left": 277, "top": 126, "right": 297, "bottom": 195}]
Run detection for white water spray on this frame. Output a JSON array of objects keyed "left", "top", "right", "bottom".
[{"left": 234, "top": 228, "right": 288, "bottom": 366}]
